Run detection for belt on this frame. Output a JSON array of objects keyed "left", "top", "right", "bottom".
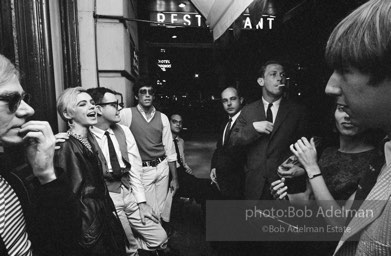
[{"left": 142, "top": 156, "right": 166, "bottom": 167}]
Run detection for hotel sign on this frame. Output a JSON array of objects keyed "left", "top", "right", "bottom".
[
  {"left": 150, "top": 12, "right": 275, "bottom": 30},
  {"left": 157, "top": 59, "right": 171, "bottom": 71}
]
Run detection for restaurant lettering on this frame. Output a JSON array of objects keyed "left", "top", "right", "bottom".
[
  {"left": 151, "top": 12, "right": 206, "bottom": 27},
  {"left": 151, "top": 12, "right": 275, "bottom": 30}
]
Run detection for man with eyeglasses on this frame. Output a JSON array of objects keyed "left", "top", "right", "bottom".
[
  {"left": 87, "top": 87, "right": 167, "bottom": 256},
  {"left": 120, "top": 77, "right": 179, "bottom": 229},
  {"left": 0, "top": 54, "right": 79, "bottom": 255}
]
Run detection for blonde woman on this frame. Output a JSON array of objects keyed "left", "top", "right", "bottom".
[{"left": 55, "top": 87, "right": 127, "bottom": 256}]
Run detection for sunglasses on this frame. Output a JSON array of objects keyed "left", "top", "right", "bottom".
[
  {"left": 0, "top": 91, "right": 31, "bottom": 113},
  {"left": 138, "top": 89, "right": 155, "bottom": 95},
  {"left": 96, "top": 100, "right": 124, "bottom": 110}
]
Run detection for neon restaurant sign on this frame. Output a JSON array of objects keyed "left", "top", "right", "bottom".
[{"left": 150, "top": 12, "right": 276, "bottom": 30}]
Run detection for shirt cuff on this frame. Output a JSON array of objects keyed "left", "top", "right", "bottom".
[
  {"left": 166, "top": 153, "right": 177, "bottom": 162},
  {"left": 133, "top": 192, "right": 147, "bottom": 204}
]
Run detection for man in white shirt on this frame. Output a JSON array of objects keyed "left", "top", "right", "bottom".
[
  {"left": 87, "top": 87, "right": 167, "bottom": 256},
  {"left": 119, "top": 77, "right": 179, "bottom": 225},
  {"left": 230, "top": 61, "right": 310, "bottom": 200}
]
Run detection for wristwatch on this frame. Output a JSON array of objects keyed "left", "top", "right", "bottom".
[{"left": 308, "top": 173, "right": 322, "bottom": 179}]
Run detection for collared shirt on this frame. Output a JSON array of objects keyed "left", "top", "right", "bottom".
[
  {"left": 222, "top": 110, "right": 241, "bottom": 145},
  {"left": 373, "top": 140, "right": 391, "bottom": 191},
  {"left": 262, "top": 97, "right": 282, "bottom": 123},
  {"left": 385, "top": 140, "right": 391, "bottom": 167},
  {"left": 90, "top": 125, "right": 146, "bottom": 203},
  {"left": 119, "top": 107, "right": 177, "bottom": 163},
  {"left": 174, "top": 136, "right": 191, "bottom": 170},
  {"left": 136, "top": 104, "right": 156, "bottom": 123}
]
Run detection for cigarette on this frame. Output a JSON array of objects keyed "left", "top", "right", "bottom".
[{"left": 278, "top": 84, "right": 285, "bottom": 87}]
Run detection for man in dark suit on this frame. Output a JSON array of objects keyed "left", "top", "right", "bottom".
[
  {"left": 210, "top": 86, "right": 245, "bottom": 199},
  {"left": 230, "top": 60, "right": 309, "bottom": 200}
]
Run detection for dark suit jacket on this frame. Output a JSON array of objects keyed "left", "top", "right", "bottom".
[
  {"left": 211, "top": 114, "right": 246, "bottom": 199},
  {"left": 0, "top": 163, "right": 80, "bottom": 256},
  {"left": 230, "top": 98, "right": 310, "bottom": 199}
]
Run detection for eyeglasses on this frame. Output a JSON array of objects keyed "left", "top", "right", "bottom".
[
  {"left": 138, "top": 89, "right": 155, "bottom": 95},
  {"left": 96, "top": 100, "right": 124, "bottom": 110},
  {"left": 0, "top": 91, "right": 31, "bottom": 113},
  {"left": 171, "top": 119, "right": 182, "bottom": 125}
]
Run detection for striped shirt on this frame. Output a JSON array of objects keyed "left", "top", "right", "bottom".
[{"left": 0, "top": 175, "right": 32, "bottom": 256}]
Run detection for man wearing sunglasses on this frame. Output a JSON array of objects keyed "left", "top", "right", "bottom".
[
  {"left": 87, "top": 87, "right": 167, "bottom": 255},
  {"left": 0, "top": 54, "right": 79, "bottom": 255},
  {"left": 120, "top": 77, "right": 179, "bottom": 229}
]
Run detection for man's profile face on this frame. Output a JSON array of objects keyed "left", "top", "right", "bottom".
[
  {"left": 258, "top": 64, "right": 285, "bottom": 99},
  {"left": 221, "top": 87, "right": 243, "bottom": 117},
  {"left": 170, "top": 114, "right": 183, "bottom": 134},
  {"left": 325, "top": 67, "right": 391, "bottom": 130},
  {"left": 0, "top": 76, "right": 34, "bottom": 145},
  {"left": 136, "top": 86, "right": 154, "bottom": 108},
  {"left": 98, "top": 92, "right": 121, "bottom": 124}
]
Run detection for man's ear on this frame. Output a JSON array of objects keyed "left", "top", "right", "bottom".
[
  {"left": 257, "top": 77, "right": 265, "bottom": 87},
  {"left": 96, "top": 105, "right": 103, "bottom": 115},
  {"left": 240, "top": 97, "right": 244, "bottom": 104},
  {"left": 135, "top": 95, "right": 139, "bottom": 101}
]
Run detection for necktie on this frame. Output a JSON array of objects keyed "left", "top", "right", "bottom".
[
  {"left": 173, "top": 138, "right": 183, "bottom": 168},
  {"left": 223, "top": 118, "right": 232, "bottom": 145},
  {"left": 266, "top": 103, "right": 273, "bottom": 123},
  {"left": 105, "top": 131, "right": 122, "bottom": 177}
]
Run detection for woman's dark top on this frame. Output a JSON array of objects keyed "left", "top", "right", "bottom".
[
  {"left": 306, "top": 147, "right": 380, "bottom": 256},
  {"left": 54, "top": 134, "right": 126, "bottom": 256},
  {"left": 318, "top": 147, "right": 378, "bottom": 203}
]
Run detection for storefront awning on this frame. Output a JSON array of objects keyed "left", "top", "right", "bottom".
[{"left": 190, "top": 0, "right": 254, "bottom": 40}]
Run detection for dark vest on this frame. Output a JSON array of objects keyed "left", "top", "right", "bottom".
[
  {"left": 90, "top": 124, "right": 131, "bottom": 193},
  {"left": 130, "top": 107, "right": 165, "bottom": 161}
]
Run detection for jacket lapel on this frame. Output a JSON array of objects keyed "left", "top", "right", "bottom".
[
  {"left": 269, "top": 99, "right": 289, "bottom": 140},
  {"left": 88, "top": 132, "right": 107, "bottom": 168},
  {"left": 225, "top": 120, "right": 238, "bottom": 145},
  {"left": 334, "top": 164, "right": 391, "bottom": 254}
]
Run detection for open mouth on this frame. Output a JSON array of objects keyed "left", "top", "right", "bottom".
[{"left": 87, "top": 112, "right": 96, "bottom": 117}]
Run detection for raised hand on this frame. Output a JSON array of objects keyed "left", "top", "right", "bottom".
[
  {"left": 290, "top": 137, "right": 318, "bottom": 170},
  {"left": 20, "top": 120, "right": 56, "bottom": 184},
  {"left": 54, "top": 132, "right": 69, "bottom": 150},
  {"left": 253, "top": 121, "right": 273, "bottom": 134}
]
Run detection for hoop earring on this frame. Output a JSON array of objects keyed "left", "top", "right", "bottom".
[{"left": 68, "top": 119, "right": 75, "bottom": 129}]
